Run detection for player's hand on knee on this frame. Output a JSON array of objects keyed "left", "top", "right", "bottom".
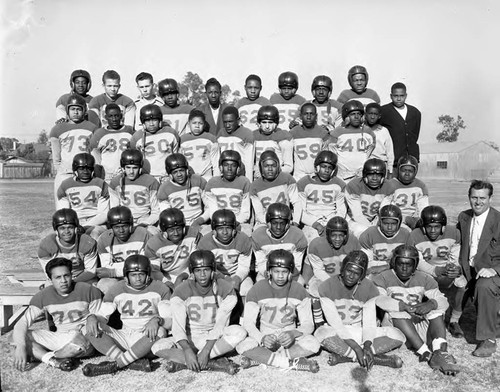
[
  {"left": 262, "top": 334, "right": 279, "bottom": 351},
  {"left": 197, "top": 347, "right": 211, "bottom": 370},
  {"left": 445, "top": 263, "right": 461, "bottom": 279},
  {"left": 14, "top": 346, "right": 28, "bottom": 371},
  {"left": 142, "top": 317, "right": 161, "bottom": 341},
  {"left": 184, "top": 348, "right": 200, "bottom": 372},
  {"left": 278, "top": 331, "right": 295, "bottom": 349},
  {"left": 413, "top": 300, "right": 437, "bottom": 316}
]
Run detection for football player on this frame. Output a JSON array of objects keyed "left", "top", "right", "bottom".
[
  {"left": 297, "top": 150, "right": 347, "bottom": 243},
  {"left": 306, "top": 75, "right": 343, "bottom": 131},
  {"left": 56, "top": 153, "right": 109, "bottom": 239},
  {"left": 337, "top": 65, "right": 381, "bottom": 106},
  {"left": 133, "top": 72, "right": 164, "bottom": 132},
  {"left": 235, "top": 74, "right": 271, "bottom": 130},
  {"left": 130, "top": 104, "right": 179, "bottom": 182},
  {"left": 82, "top": 255, "right": 172, "bottom": 377},
  {"left": 236, "top": 249, "right": 320, "bottom": 373},
  {"left": 13, "top": 258, "right": 102, "bottom": 372},
  {"left": 315, "top": 251, "right": 404, "bottom": 370},
  {"left": 373, "top": 245, "right": 460, "bottom": 376},
  {"left": 365, "top": 103, "right": 394, "bottom": 178},
  {"left": 269, "top": 72, "right": 306, "bottom": 130},
  {"left": 158, "top": 78, "right": 194, "bottom": 136},
  {"left": 55, "top": 69, "right": 93, "bottom": 123},
  {"left": 151, "top": 250, "right": 246, "bottom": 375},
  {"left": 359, "top": 205, "right": 410, "bottom": 277}
]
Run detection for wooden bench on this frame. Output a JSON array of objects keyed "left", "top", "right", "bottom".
[{"left": 3, "top": 269, "right": 47, "bottom": 288}]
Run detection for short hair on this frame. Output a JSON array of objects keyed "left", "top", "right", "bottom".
[
  {"left": 189, "top": 109, "right": 206, "bottom": 122},
  {"left": 391, "top": 82, "right": 406, "bottom": 93},
  {"left": 205, "top": 77, "right": 221, "bottom": 91},
  {"left": 136, "top": 72, "right": 153, "bottom": 84},
  {"left": 222, "top": 106, "right": 239, "bottom": 118},
  {"left": 468, "top": 180, "right": 493, "bottom": 197},
  {"left": 102, "top": 70, "right": 120, "bottom": 83},
  {"left": 105, "top": 103, "right": 121, "bottom": 114},
  {"left": 245, "top": 74, "right": 262, "bottom": 85},
  {"left": 366, "top": 102, "right": 381, "bottom": 112},
  {"left": 45, "top": 257, "right": 72, "bottom": 279},
  {"left": 301, "top": 102, "right": 317, "bottom": 114}
]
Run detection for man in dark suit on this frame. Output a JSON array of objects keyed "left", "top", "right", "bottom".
[
  {"left": 196, "top": 78, "right": 228, "bottom": 137},
  {"left": 379, "top": 82, "right": 421, "bottom": 174},
  {"left": 457, "top": 180, "right": 500, "bottom": 357}
]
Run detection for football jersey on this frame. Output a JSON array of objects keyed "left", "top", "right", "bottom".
[
  {"left": 217, "top": 126, "right": 254, "bottom": 182},
  {"left": 171, "top": 278, "right": 236, "bottom": 340},
  {"left": 89, "top": 126, "right": 134, "bottom": 181},
  {"left": 369, "top": 125, "right": 394, "bottom": 170},
  {"left": 310, "top": 99, "right": 343, "bottom": 130},
  {"left": 290, "top": 125, "right": 330, "bottom": 180},
  {"left": 336, "top": 88, "right": 381, "bottom": 106},
  {"left": 97, "top": 226, "right": 149, "bottom": 277},
  {"left": 252, "top": 128, "right": 293, "bottom": 176},
  {"left": 381, "top": 178, "right": 429, "bottom": 220},
  {"left": 250, "top": 172, "right": 300, "bottom": 225},
  {"left": 407, "top": 226, "right": 461, "bottom": 277},
  {"left": 359, "top": 227, "right": 411, "bottom": 268},
  {"left": 56, "top": 176, "right": 109, "bottom": 225},
  {"left": 109, "top": 173, "right": 160, "bottom": 226},
  {"left": 297, "top": 175, "right": 346, "bottom": 226},
  {"left": 160, "top": 103, "right": 194, "bottom": 136},
  {"left": 88, "top": 93, "right": 136, "bottom": 128},
  {"left": 157, "top": 175, "right": 207, "bottom": 225},
  {"left": 130, "top": 127, "right": 180, "bottom": 178},
  {"left": 306, "top": 235, "right": 361, "bottom": 282},
  {"left": 38, "top": 233, "right": 98, "bottom": 277},
  {"left": 204, "top": 176, "right": 251, "bottom": 223},
  {"left": 198, "top": 232, "right": 252, "bottom": 280},
  {"left": 179, "top": 133, "right": 219, "bottom": 178},
  {"left": 50, "top": 121, "right": 96, "bottom": 174},
  {"left": 252, "top": 226, "right": 307, "bottom": 279},
  {"left": 327, "top": 126, "right": 376, "bottom": 180},
  {"left": 235, "top": 96, "right": 271, "bottom": 130},
  {"left": 244, "top": 279, "right": 313, "bottom": 342},
  {"left": 56, "top": 93, "right": 93, "bottom": 122},
  {"left": 345, "top": 177, "right": 392, "bottom": 225},
  {"left": 269, "top": 93, "right": 306, "bottom": 130},
  {"left": 99, "top": 280, "right": 171, "bottom": 331},
  {"left": 133, "top": 96, "right": 164, "bottom": 132}
]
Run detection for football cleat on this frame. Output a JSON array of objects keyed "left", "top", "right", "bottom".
[
  {"left": 448, "top": 322, "right": 465, "bottom": 339},
  {"left": 206, "top": 358, "right": 239, "bottom": 375},
  {"left": 82, "top": 361, "right": 118, "bottom": 377},
  {"left": 418, "top": 351, "right": 432, "bottom": 363},
  {"left": 428, "top": 350, "right": 460, "bottom": 376},
  {"left": 127, "top": 358, "right": 152, "bottom": 372},
  {"left": 327, "top": 352, "right": 352, "bottom": 366},
  {"left": 240, "top": 356, "right": 260, "bottom": 369},
  {"left": 165, "top": 361, "right": 187, "bottom": 373},
  {"left": 48, "top": 357, "right": 77, "bottom": 372},
  {"left": 373, "top": 354, "right": 403, "bottom": 368},
  {"left": 288, "top": 357, "right": 319, "bottom": 373}
]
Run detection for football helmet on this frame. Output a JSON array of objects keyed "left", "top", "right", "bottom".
[
  {"left": 66, "top": 94, "right": 87, "bottom": 114},
  {"left": 140, "top": 104, "right": 162, "bottom": 124},
  {"left": 165, "top": 153, "right": 188, "bottom": 174},
  {"left": 266, "top": 249, "right": 295, "bottom": 272},
  {"left": 189, "top": 250, "right": 216, "bottom": 272},
  {"left": 379, "top": 205, "right": 402, "bottom": 225},
  {"left": 211, "top": 209, "right": 237, "bottom": 230},
  {"left": 363, "top": 158, "right": 386, "bottom": 177},
  {"left": 348, "top": 65, "right": 369, "bottom": 83},
  {"left": 311, "top": 75, "right": 332, "bottom": 91},
  {"left": 314, "top": 150, "right": 337, "bottom": 168},
  {"left": 120, "top": 149, "right": 143, "bottom": 168},
  {"left": 72, "top": 153, "right": 95, "bottom": 172},
  {"left": 70, "top": 69, "right": 92, "bottom": 92},
  {"left": 265, "top": 203, "right": 292, "bottom": 223},
  {"left": 123, "top": 254, "right": 151, "bottom": 277},
  {"left": 257, "top": 105, "right": 279, "bottom": 124},
  {"left": 326, "top": 216, "right": 349, "bottom": 245},
  {"left": 107, "top": 206, "right": 134, "bottom": 227},
  {"left": 52, "top": 208, "right": 79, "bottom": 230},
  {"left": 278, "top": 72, "right": 299, "bottom": 89},
  {"left": 158, "top": 78, "right": 179, "bottom": 96},
  {"left": 219, "top": 150, "right": 241, "bottom": 167},
  {"left": 340, "top": 250, "right": 368, "bottom": 281},
  {"left": 341, "top": 100, "right": 364, "bottom": 120},
  {"left": 421, "top": 205, "right": 447, "bottom": 227},
  {"left": 390, "top": 244, "right": 419, "bottom": 271},
  {"left": 397, "top": 154, "right": 419, "bottom": 172},
  {"left": 159, "top": 208, "right": 186, "bottom": 232}
]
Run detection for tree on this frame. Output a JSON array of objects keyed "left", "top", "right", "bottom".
[
  {"left": 37, "top": 130, "right": 48, "bottom": 145},
  {"left": 0, "top": 137, "right": 19, "bottom": 151},
  {"left": 436, "top": 115, "right": 466, "bottom": 143},
  {"left": 178, "top": 72, "right": 205, "bottom": 107}
]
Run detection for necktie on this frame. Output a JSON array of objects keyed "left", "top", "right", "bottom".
[{"left": 469, "top": 217, "right": 480, "bottom": 266}]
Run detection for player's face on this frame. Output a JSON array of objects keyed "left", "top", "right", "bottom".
[
  {"left": 206, "top": 85, "right": 221, "bottom": 107},
  {"left": 312, "top": 86, "right": 331, "bottom": 104},
  {"left": 56, "top": 224, "right": 77, "bottom": 245},
  {"left": 127, "top": 271, "right": 148, "bottom": 289},
  {"left": 301, "top": 105, "right": 317, "bottom": 128},
  {"left": 221, "top": 160, "right": 238, "bottom": 181},
  {"left": 105, "top": 108, "right": 123, "bottom": 129},
  {"left": 144, "top": 118, "right": 161, "bottom": 133},
  {"left": 124, "top": 164, "right": 141, "bottom": 180},
  {"left": 214, "top": 225, "right": 236, "bottom": 245},
  {"left": 259, "top": 120, "right": 277, "bottom": 135},
  {"left": 268, "top": 218, "right": 289, "bottom": 238},
  {"left": 193, "top": 266, "right": 213, "bottom": 287},
  {"left": 189, "top": 117, "right": 205, "bottom": 136},
  {"left": 365, "top": 108, "right": 381, "bottom": 126},
  {"left": 279, "top": 86, "right": 296, "bottom": 100},
  {"left": 327, "top": 230, "right": 347, "bottom": 249},
  {"left": 170, "top": 167, "right": 188, "bottom": 185},
  {"left": 269, "top": 266, "right": 290, "bottom": 287},
  {"left": 68, "top": 106, "right": 84, "bottom": 122},
  {"left": 50, "top": 266, "right": 73, "bottom": 295},
  {"left": 394, "top": 257, "right": 416, "bottom": 282},
  {"left": 103, "top": 79, "right": 120, "bottom": 99},
  {"left": 469, "top": 188, "right": 491, "bottom": 216},
  {"left": 424, "top": 223, "right": 443, "bottom": 241},
  {"left": 350, "top": 74, "right": 367, "bottom": 93},
  {"left": 245, "top": 80, "right": 262, "bottom": 101},
  {"left": 398, "top": 165, "right": 416, "bottom": 185},
  {"left": 165, "top": 225, "right": 184, "bottom": 244},
  {"left": 390, "top": 88, "right": 407, "bottom": 109},
  {"left": 162, "top": 92, "right": 179, "bottom": 108},
  {"left": 222, "top": 113, "right": 239, "bottom": 134},
  {"left": 380, "top": 218, "right": 400, "bottom": 238},
  {"left": 112, "top": 223, "right": 133, "bottom": 242},
  {"left": 316, "top": 162, "right": 334, "bottom": 182},
  {"left": 364, "top": 172, "right": 384, "bottom": 189},
  {"left": 76, "top": 166, "right": 93, "bottom": 183},
  {"left": 137, "top": 79, "right": 154, "bottom": 99},
  {"left": 347, "top": 110, "right": 363, "bottom": 127},
  {"left": 261, "top": 159, "right": 279, "bottom": 181},
  {"left": 341, "top": 262, "right": 364, "bottom": 288},
  {"left": 73, "top": 76, "right": 89, "bottom": 95}
]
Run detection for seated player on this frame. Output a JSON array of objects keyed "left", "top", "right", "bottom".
[
  {"left": 130, "top": 103, "right": 179, "bottom": 182},
  {"left": 297, "top": 150, "right": 347, "bottom": 243},
  {"left": 269, "top": 71, "right": 306, "bottom": 130},
  {"left": 38, "top": 209, "right": 98, "bottom": 284},
  {"left": 381, "top": 155, "right": 429, "bottom": 230},
  {"left": 89, "top": 103, "right": 134, "bottom": 183},
  {"left": 157, "top": 153, "right": 208, "bottom": 228},
  {"left": 55, "top": 69, "right": 93, "bottom": 123},
  {"left": 290, "top": 102, "right": 330, "bottom": 181},
  {"left": 365, "top": 103, "right": 394, "bottom": 178},
  {"left": 56, "top": 153, "right": 109, "bottom": 239},
  {"left": 250, "top": 150, "right": 301, "bottom": 227},
  {"left": 315, "top": 251, "right": 405, "bottom": 369},
  {"left": 133, "top": 72, "right": 164, "bottom": 132},
  {"left": 179, "top": 109, "right": 219, "bottom": 180},
  {"left": 373, "top": 245, "right": 460, "bottom": 376},
  {"left": 204, "top": 150, "right": 252, "bottom": 236},
  {"left": 145, "top": 208, "right": 198, "bottom": 289},
  {"left": 345, "top": 158, "right": 392, "bottom": 238},
  {"left": 235, "top": 74, "right": 271, "bottom": 131},
  {"left": 96, "top": 206, "right": 150, "bottom": 293},
  {"left": 253, "top": 105, "right": 293, "bottom": 177},
  {"left": 158, "top": 78, "right": 194, "bottom": 136},
  {"left": 252, "top": 203, "right": 307, "bottom": 283},
  {"left": 326, "top": 100, "right": 376, "bottom": 182},
  {"left": 13, "top": 258, "right": 102, "bottom": 372},
  {"left": 407, "top": 206, "right": 466, "bottom": 338},
  {"left": 82, "top": 255, "right": 172, "bottom": 377},
  {"left": 109, "top": 149, "right": 160, "bottom": 235},
  {"left": 337, "top": 65, "right": 381, "bottom": 106},
  {"left": 359, "top": 205, "right": 410, "bottom": 277},
  {"left": 306, "top": 75, "right": 343, "bottom": 132},
  {"left": 236, "top": 249, "right": 320, "bottom": 373},
  {"left": 151, "top": 250, "right": 246, "bottom": 375}
]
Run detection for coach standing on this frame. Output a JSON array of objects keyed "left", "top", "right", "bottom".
[{"left": 457, "top": 180, "right": 500, "bottom": 357}]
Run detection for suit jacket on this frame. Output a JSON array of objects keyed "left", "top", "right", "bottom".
[
  {"left": 456, "top": 207, "right": 500, "bottom": 281},
  {"left": 197, "top": 102, "right": 228, "bottom": 137}
]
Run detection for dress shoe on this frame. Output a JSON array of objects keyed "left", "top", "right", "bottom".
[
  {"left": 472, "top": 339, "right": 496, "bottom": 357},
  {"left": 448, "top": 322, "right": 464, "bottom": 338}
]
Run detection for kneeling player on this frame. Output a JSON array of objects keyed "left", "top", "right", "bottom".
[
  {"left": 373, "top": 245, "right": 460, "bottom": 376},
  {"left": 152, "top": 250, "right": 246, "bottom": 375},
  {"left": 13, "top": 258, "right": 102, "bottom": 372},
  {"left": 237, "top": 249, "right": 320, "bottom": 372},
  {"left": 82, "top": 255, "right": 171, "bottom": 376}
]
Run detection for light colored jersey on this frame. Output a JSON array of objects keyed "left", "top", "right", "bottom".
[
  {"left": 160, "top": 103, "right": 194, "bottom": 136},
  {"left": 253, "top": 128, "right": 293, "bottom": 176},
  {"left": 381, "top": 178, "right": 429, "bottom": 220},
  {"left": 204, "top": 176, "right": 251, "bottom": 224},
  {"left": 345, "top": 177, "right": 392, "bottom": 226},
  {"left": 235, "top": 96, "right": 271, "bottom": 130},
  {"left": 359, "top": 226, "right": 411, "bottom": 269},
  {"left": 179, "top": 133, "right": 219, "bottom": 179},
  {"left": 369, "top": 125, "right": 394, "bottom": 171},
  {"left": 336, "top": 88, "right": 381, "bottom": 106},
  {"left": 269, "top": 93, "right": 306, "bottom": 129},
  {"left": 290, "top": 125, "right": 330, "bottom": 180},
  {"left": 310, "top": 99, "right": 343, "bottom": 130},
  {"left": 88, "top": 93, "right": 136, "bottom": 128},
  {"left": 217, "top": 126, "right": 254, "bottom": 182}
]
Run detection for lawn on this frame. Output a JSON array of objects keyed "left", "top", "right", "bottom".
[{"left": 0, "top": 178, "right": 498, "bottom": 392}]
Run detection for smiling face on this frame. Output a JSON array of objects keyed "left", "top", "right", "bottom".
[
  {"left": 469, "top": 188, "right": 491, "bottom": 217},
  {"left": 312, "top": 86, "right": 330, "bottom": 104},
  {"left": 56, "top": 224, "right": 77, "bottom": 245},
  {"left": 73, "top": 76, "right": 89, "bottom": 95}
]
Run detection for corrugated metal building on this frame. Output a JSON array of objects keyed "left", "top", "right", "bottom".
[{"left": 418, "top": 141, "right": 500, "bottom": 180}]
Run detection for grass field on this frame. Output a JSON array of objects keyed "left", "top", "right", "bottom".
[{"left": 0, "top": 178, "right": 499, "bottom": 392}]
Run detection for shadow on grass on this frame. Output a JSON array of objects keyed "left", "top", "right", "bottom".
[{"left": 351, "top": 366, "right": 371, "bottom": 392}]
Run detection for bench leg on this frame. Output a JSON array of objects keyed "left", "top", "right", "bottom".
[{"left": 0, "top": 305, "right": 14, "bottom": 335}]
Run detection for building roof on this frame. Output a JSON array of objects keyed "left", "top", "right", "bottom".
[{"left": 420, "top": 141, "right": 498, "bottom": 154}]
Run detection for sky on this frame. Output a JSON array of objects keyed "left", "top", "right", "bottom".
[{"left": 1, "top": 0, "right": 499, "bottom": 146}]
